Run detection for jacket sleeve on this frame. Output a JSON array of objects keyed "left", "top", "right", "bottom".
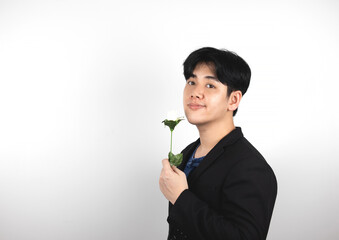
[{"left": 167, "top": 157, "right": 277, "bottom": 240}]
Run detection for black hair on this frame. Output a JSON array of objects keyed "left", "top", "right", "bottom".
[{"left": 183, "top": 47, "right": 251, "bottom": 116}]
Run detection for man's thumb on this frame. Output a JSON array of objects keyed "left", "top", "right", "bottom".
[{"left": 172, "top": 165, "right": 181, "bottom": 174}]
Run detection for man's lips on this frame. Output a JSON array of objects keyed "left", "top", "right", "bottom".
[{"left": 187, "top": 103, "right": 206, "bottom": 110}]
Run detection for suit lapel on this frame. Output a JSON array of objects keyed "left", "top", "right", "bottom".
[
  {"left": 187, "top": 127, "right": 243, "bottom": 184},
  {"left": 187, "top": 143, "right": 224, "bottom": 184},
  {"left": 178, "top": 139, "right": 200, "bottom": 171}
]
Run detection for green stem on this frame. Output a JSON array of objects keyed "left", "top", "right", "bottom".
[{"left": 170, "top": 130, "right": 173, "bottom": 153}]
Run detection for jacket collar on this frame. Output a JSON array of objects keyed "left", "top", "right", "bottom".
[{"left": 178, "top": 126, "right": 244, "bottom": 184}]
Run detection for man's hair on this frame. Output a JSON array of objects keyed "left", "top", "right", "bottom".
[{"left": 183, "top": 47, "right": 251, "bottom": 116}]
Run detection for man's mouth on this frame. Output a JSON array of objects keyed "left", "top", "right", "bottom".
[{"left": 187, "top": 103, "right": 206, "bottom": 110}]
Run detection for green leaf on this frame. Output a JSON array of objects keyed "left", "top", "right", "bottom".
[
  {"left": 162, "top": 118, "right": 184, "bottom": 131},
  {"left": 168, "top": 152, "right": 183, "bottom": 167}
]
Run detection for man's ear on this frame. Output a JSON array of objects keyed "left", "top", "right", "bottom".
[{"left": 227, "top": 90, "right": 242, "bottom": 111}]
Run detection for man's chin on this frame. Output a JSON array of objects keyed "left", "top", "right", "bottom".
[
  {"left": 186, "top": 117, "right": 207, "bottom": 126},
  {"left": 184, "top": 111, "right": 208, "bottom": 125}
]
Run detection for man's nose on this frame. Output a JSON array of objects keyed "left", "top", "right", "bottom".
[{"left": 191, "top": 85, "right": 204, "bottom": 99}]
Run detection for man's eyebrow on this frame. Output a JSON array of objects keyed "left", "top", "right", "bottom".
[
  {"left": 205, "top": 75, "right": 218, "bottom": 80},
  {"left": 190, "top": 74, "right": 218, "bottom": 80}
]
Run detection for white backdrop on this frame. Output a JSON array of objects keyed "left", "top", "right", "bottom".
[{"left": 0, "top": 0, "right": 338, "bottom": 239}]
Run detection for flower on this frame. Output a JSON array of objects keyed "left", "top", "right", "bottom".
[
  {"left": 166, "top": 110, "right": 180, "bottom": 121},
  {"left": 163, "top": 110, "right": 184, "bottom": 131},
  {"left": 162, "top": 118, "right": 184, "bottom": 132},
  {"left": 162, "top": 111, "right": 184, "bottom": 167}
]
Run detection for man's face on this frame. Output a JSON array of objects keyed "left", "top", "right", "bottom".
[{"left": 183, "top": 63, "right": 231, "bottom": 127}]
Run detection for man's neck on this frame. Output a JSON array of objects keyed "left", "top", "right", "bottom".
[{"left": 195, "top": 118, "right": 235, "bottom": 158}]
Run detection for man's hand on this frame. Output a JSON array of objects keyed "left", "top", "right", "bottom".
[{"left": 159, "top": 159, "right": 188, "bottom": 204}]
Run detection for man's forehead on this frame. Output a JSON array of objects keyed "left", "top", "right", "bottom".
[{"left": 193, "top": 62, "right": 217, "bottom": 78}]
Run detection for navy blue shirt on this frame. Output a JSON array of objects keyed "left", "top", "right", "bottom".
[{"left": 184, "top": 145, "right": 205, "bottom": 177}]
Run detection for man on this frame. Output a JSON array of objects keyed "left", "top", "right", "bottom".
[{"left": 159, "top": 47, "right": 277, "bottom": 240}]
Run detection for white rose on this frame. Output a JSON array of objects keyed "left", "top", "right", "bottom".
[{"left": 166, "top": 110, "right": 180, "bottom": 121}]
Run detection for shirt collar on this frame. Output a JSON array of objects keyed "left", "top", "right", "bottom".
[{"left": 179, "top": 126, "right": 244, "bottom": 170}]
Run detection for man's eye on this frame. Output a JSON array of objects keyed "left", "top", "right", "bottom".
[
  {"left": 187, "top": 81, "right": 195, "bottom": 85},
  {"left": 206, "top": 84, "right": 215, "bottom": 88}
]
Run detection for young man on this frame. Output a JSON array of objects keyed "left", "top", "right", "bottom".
[{"left": 159, "top": 47, "right": 277, "bottom": 240}]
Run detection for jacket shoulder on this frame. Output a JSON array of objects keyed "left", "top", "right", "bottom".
[{"left": 228, "top": 136, "right": 277, "bottom": 186}]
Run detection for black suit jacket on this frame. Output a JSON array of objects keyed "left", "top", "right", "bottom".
[{"left": 167, "top": 127, "right": 277, "bottom": 240}]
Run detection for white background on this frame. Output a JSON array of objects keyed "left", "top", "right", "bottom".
[{"left": 0, "top": 0, "right": 338, "bottom": 239}]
